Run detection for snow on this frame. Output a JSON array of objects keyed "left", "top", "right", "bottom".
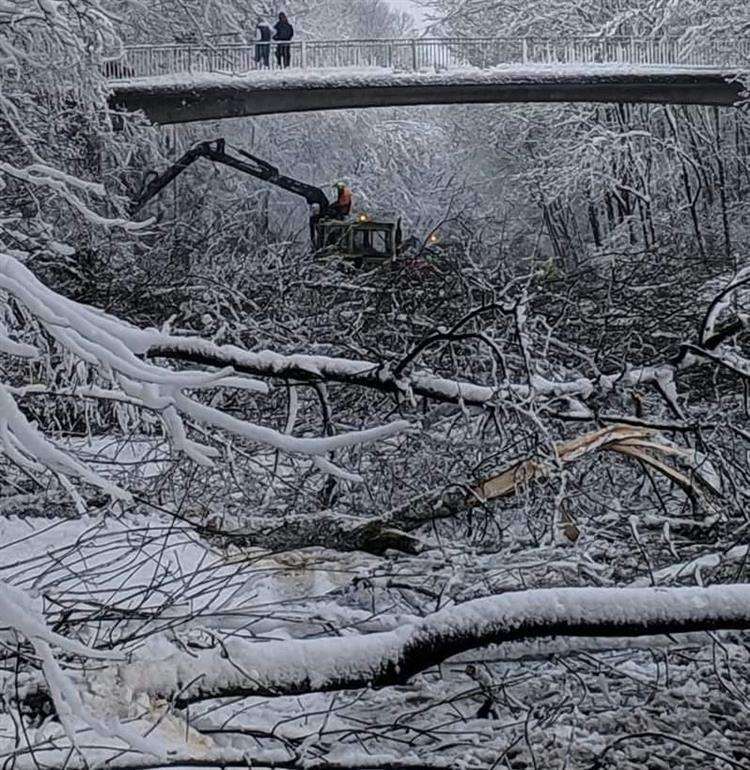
[
  {"left": 0, "top": 580, "right": 119, "bottom": 660},
  {"left": 36, "top": 641, "right": 166, "bottom": 759},
  {"left": 113, "top": 63, "right": 738, "bottom": 94},
  {"left": 0, "top": 577, "right": 165, "bottom": 761},
  {"left": 7, "top": 10, "right": 750, "bottom": 767},
  {"left": 632, "top": 545, "right": 750, "bottom": 586},
  {"left": 0, "top": 320, "right": 39, "bottom": 358},
  {"left": 0, "top": 384, "right": 131, "bottom": 502}
]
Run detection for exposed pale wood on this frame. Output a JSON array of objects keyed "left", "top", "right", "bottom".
[{"left": 204, "top": 425, "right": 718, "bottom": 557}]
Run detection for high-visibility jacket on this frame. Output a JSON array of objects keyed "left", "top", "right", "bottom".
[{"left": 336, "top": 187, "right": 353, "bottom": 214}]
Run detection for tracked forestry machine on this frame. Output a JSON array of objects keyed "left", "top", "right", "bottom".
[{"left": 132, "top": 138, "right": 406, "bottom": 264}]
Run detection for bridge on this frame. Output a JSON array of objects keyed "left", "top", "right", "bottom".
[{"left": 108, "top": 37, "right": 749, "bottom": 124}]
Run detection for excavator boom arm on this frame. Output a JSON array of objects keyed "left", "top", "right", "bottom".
[
  {"left": 132, "top": 142, "right": 212, "bottom": 214},
  {"left": 132, "top": 139, "right": 331, "bottom": 215}
]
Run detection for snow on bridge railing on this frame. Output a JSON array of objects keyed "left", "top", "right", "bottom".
[{"left": 105, "top": 36, "right": 750, "bottom": 80}]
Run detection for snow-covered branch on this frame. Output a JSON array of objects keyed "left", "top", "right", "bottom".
[
  {"left": 80, "top": 585, "right": 750, "bottom": 707},
  {"left": 0, "top": 254, "right": 407, "bottom": 485},
  {"left": 145, "top": 299, "right": 749, "bottom": 417}
]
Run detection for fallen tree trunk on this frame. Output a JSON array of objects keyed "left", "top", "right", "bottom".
[
  {"left": 144, "top": 306, "right": 750, "bottom": 412},
  {"left": 88, "top": 584, "right": 750, "bottom": 707},
  {"left": 201, "top": 511, "right": 423, "bottom": 556},
  {"left": 205, "top": 424, "right": 719, "bottom": 555}
]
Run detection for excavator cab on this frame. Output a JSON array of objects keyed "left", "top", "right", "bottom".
[{"left": 316, "top": 217, "right": 402, "bottom": 264}]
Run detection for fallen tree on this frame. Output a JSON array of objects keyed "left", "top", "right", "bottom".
[
  {"left": 144, "top": 269, "right": 750, "bottom": 415},
  {"left": 204, "top": 423, "right": 720, "bottom": 555},
  {"left": 71, "top": 584, "right": 750, "bottom": 708}
]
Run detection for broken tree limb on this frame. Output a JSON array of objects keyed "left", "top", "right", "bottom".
[
  {"left": 201, "top": 511, "right": 423, "bottom": 557},
  {"left": 384, "top": 424, "right": 720, "bottom": 534},
  {"left": 203, "top": 424, "right": 719, "bottom": 556},
  {"left": 144, "top": 308, "right": 749, "bottom": 413},
  {"left": 77, "top": 585, "right": 750, "bottom": 707}
]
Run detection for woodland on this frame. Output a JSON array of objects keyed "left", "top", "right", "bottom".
[{"left": 1, "top": 1, "right": 750, "bottom": 768}]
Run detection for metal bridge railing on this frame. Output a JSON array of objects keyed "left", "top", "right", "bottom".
[{"left": 105, "top": 37, "right": 750, "bottom": 80}]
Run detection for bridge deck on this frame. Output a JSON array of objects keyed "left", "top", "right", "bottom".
[{"left": 111, "top": 64, "right": 744, "bottom": 124}]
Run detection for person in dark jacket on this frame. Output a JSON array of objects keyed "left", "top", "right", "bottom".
[
  {"left": 273, "top": 12, "right": 294, "bottom": 68},
  {"left": 255, "top": 19, "right": 271, "bottom": 68}
]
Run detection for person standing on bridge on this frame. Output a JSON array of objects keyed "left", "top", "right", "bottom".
[
  {"left": 255, "top": 18, "right": 272, "bottom": 68},
  {"left": 273, "top": 12, "right": 294, "bottom": 68}
]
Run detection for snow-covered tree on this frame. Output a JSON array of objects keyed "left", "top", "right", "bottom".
[{"left": 2, "top": 1, "right": 750, "bottom": 768}]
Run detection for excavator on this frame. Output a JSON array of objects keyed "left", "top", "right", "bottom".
[{"left": 132, "top": 138, "right": 407, "bottom": 264}]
